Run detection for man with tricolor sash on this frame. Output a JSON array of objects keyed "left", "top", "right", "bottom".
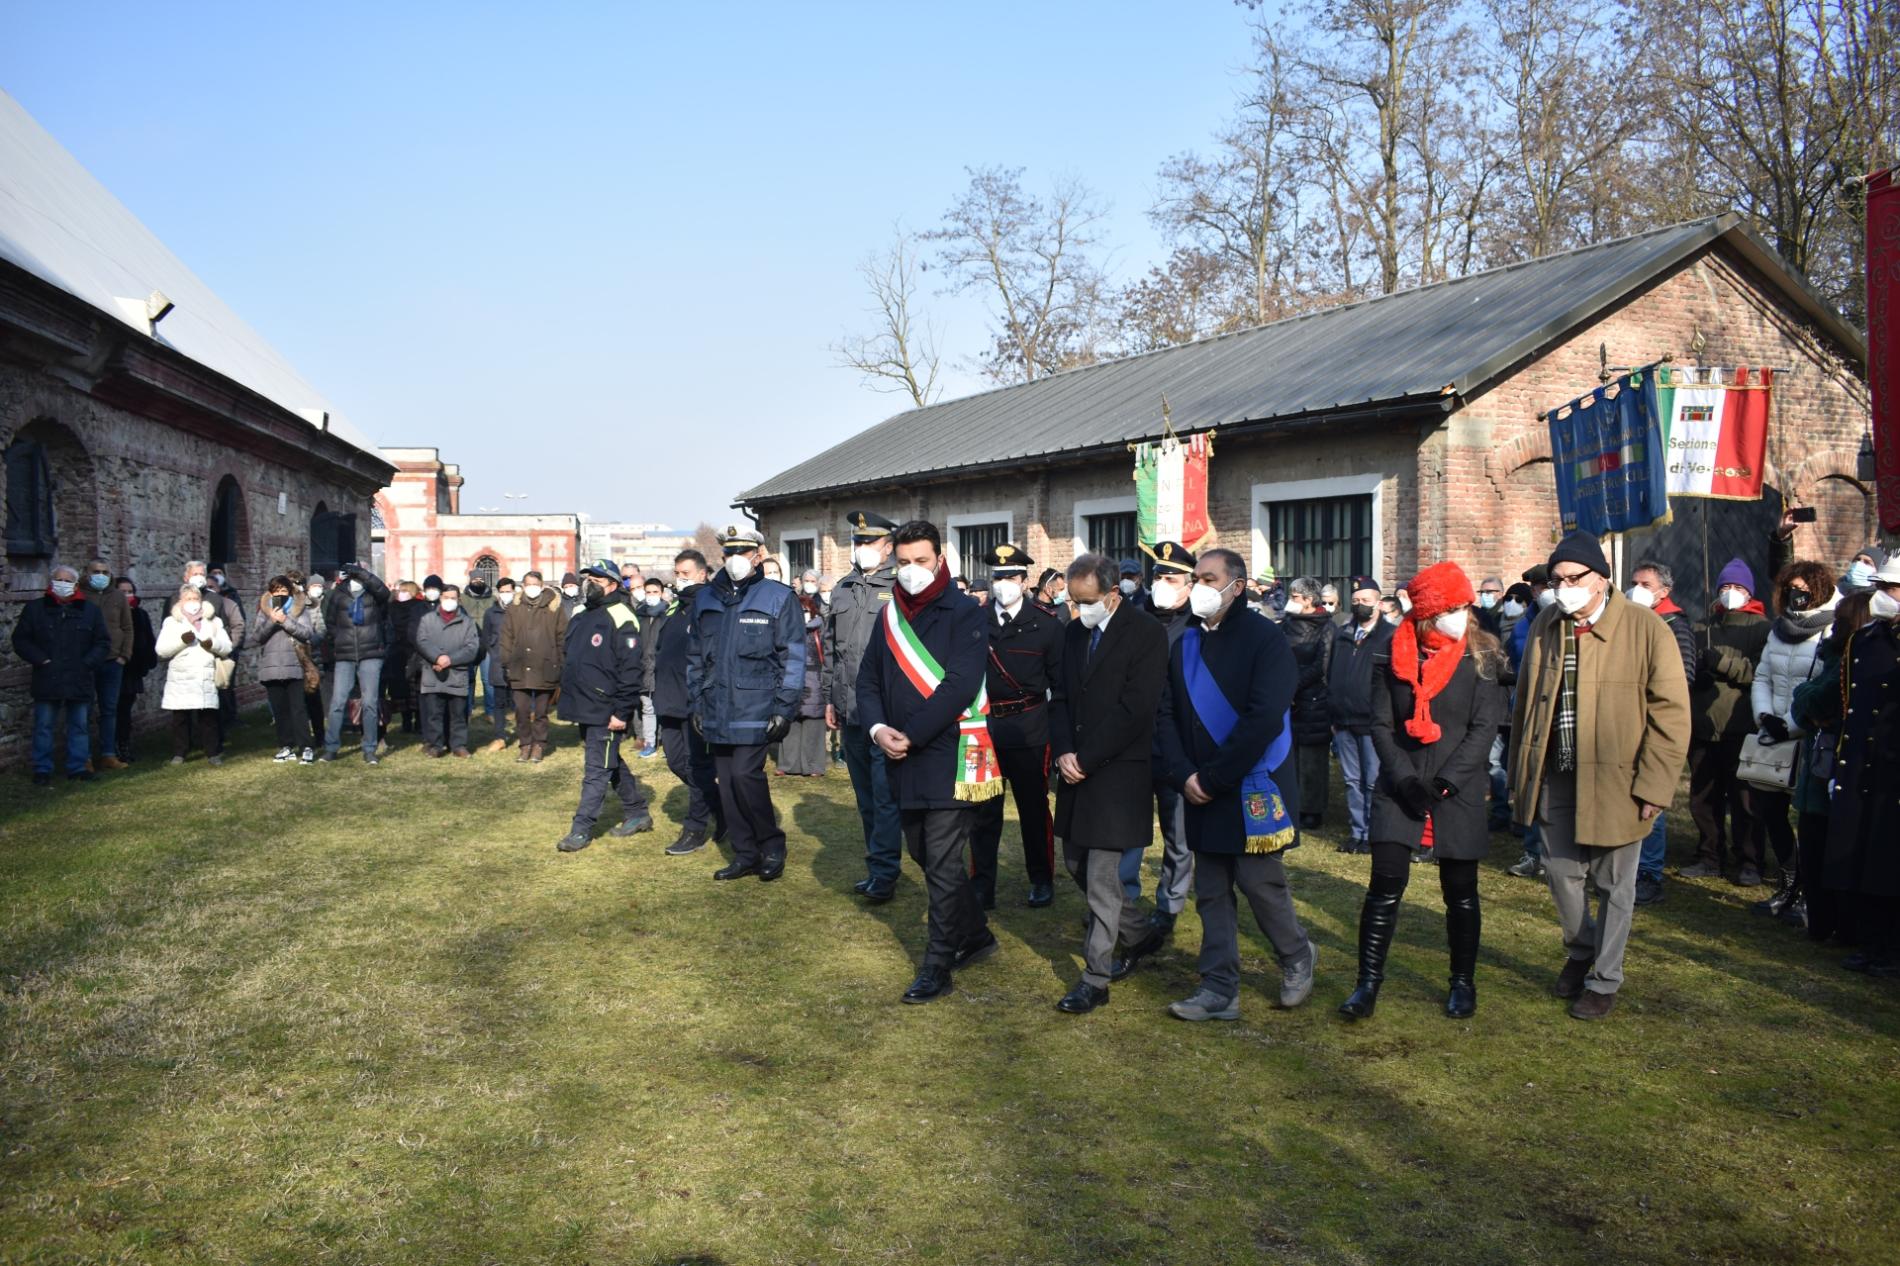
[
  {"left": 1157, "top": 547, "right": 1318, "bottom": 1022},
  {"left": 856, "top": 520, "right": 1002, "bottom": 1004}
]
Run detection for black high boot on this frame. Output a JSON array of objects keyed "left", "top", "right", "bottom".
[
  {"left": 1339, "top": 873, "right": 1406, "bottom": 1020},
  {"left": 1444, "top": 890, "right": 1481, "bottom": 1018},
  {"left": 1753, "top": 860, "right": 1799, "bottom": 917}
]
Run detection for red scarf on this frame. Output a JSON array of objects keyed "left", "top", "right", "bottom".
[
  {"left": 46, "top": 587, "right": 86, "bottom": 605},
  {"left": 1388, "top": 616, "right": 1465, "bottom": 743},
  {"left": 895, "top": 562, "right": 950, "bottom": 617},
  {"left": 1654, "top": 595, "right": 1683, "bottom": 616}
]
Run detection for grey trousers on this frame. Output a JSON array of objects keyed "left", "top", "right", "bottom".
[
  {"left": 1067, "top": 845, "right": 1146, "bottom": 988},
  {"left": 1193, "top": 851, "right": 1312, "bottom": 1000},
  {"left": 1539, "top": 769, "right": 1641, "bottom": 995},
  {"left": 1152, "top": 778, "right": 1194, "bottom": 915},
  {"left": 903, "top": 807, "right": 987, "bottom": 970}
]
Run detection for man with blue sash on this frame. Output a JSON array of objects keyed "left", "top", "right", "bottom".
[{"left": 1156, "top": 547, "right": 1317, "bottom": 1021}]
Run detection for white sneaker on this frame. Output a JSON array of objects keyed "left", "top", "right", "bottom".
[
  {"left": 1168, "top": 989, "right": 1240, "bottom": 1022},
  {"left": 1278, "top": 945, "right": 1317, "bottom": 1009},
  {"left": 272, "top": 747, "right": 294, "bottom": 763},
  {"left": 299, "top": 747, "right": 315, "bottom": 764}
]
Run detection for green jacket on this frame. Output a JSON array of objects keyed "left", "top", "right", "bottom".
[{"left": 1690, "top": 609, "right": 1770, "bottom": 741}]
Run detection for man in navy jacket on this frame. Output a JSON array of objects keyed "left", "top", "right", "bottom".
[
  {"left": 555, "top": 563, "right": 653, "bottom": 852},
  {"left": 1157, "top": 548, "right": 1318, "bottom": 1022},
  {"left": 857, "top": 520, "right": 998, "bottom": 1004}
]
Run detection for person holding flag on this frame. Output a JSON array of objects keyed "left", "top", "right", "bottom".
[
  {"left": 856, "top": 519, "right": 1001, "bottom": 1004},
  {"left": 1047, "top": 552, "right": 1170, "bottom": 1013},
  {"left": 1338, "top": 563, "right": 1505, "bottom": 1022},
  {"left": 1156, "top": 547, "right": 1318, "bottom": 1022}
]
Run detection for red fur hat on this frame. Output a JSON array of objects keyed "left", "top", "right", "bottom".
[{"left": 1405, "top": 561, "right": 1475, "bottom": 622}]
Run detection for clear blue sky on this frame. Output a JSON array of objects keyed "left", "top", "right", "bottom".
[{"left": 3, "top": 1, "right": 1266, "bottom": 530}]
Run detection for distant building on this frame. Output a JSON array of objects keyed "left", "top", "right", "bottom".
[
  {"left": 0, "top": 91, "right": 392, "bottom": 760},
  {"left": 580, "top": 522, "right": 695, "bottom": 578},
  {"left": 738, "top": 216, "right": 1876, "bottom": 611},
  {"left": 374, "top": 448, "right": 580, "bottom": 586}
]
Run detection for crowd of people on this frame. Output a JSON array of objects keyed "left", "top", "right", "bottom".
[{"left": 12, "top": 511, "right": 1900, "bottom": 1005}]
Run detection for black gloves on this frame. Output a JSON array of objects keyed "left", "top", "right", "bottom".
[
  {"left": 1759, "top": 715, "right": 1791, "bottom": 743},
  {"left": 691, "top": 714, "right": 704, "bottom": 738},
  {"left": 763, "top": 714, "right": 792, "bottom": 744},
  {"left": 1431, "top": 777, "right": 1458, "bottom": 801},
  {"left": 1397, "top": 775, "right": 1437, "bottom": 819}
]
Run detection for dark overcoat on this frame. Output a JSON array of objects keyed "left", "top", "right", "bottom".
[
  {"left": 1825, "top": 619, "right": 1900, "bottom": 897},
  {"left": 1367, "top": 641, "right": 1506, "bottom": 856},
  {"left": 855, "top": 580, "right": 989, "bottom": 810},
  {"left": 1048, "top": 604, "right": 1168, "bottom": 851}
]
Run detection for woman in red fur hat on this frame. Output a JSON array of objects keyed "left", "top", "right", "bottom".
[{"left": 1339, "top": 561, "right": 1506, "bottom": 1021}]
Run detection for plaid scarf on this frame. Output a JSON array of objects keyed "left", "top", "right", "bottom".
[{"left": 1555, "top": 619, "right": 1581, "bottom": 772}]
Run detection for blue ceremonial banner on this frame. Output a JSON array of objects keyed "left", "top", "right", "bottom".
[{"left": 1546, "top": 368, "right": 1670, "bottom": 536}]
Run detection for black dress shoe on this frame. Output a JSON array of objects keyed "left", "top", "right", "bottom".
[
  {"left": 1026, "top": 883, "right": 1054, "bottom": 908},
  {"left": 1057, "top": 981, "right": 1109, "bottom": 1014},
  {"left": 556, "top": 831, "right": 592, "bottom": 853},
  {"left": 665, "top": 830, "right": 707, "bottom": 856},
  {"left": 1149, "top": 910, "right": 1177, "bottom": 939},
  {"left": 714, "top": 860, "right": 761, "bottom": 881},
  {"left": 859, "top": 883, "right": 895, "bottom": 904},
  {"left": 902, "top": 967, "right": 954, "bottom": 1004},
  {"left": 608, "top": 814, "right": 655, "bottom": 838},
  {"left": 852, "top": 876, "right": 874, "bottom": 894},
  {"left": 952, "top": 930, "right": 998, "bottom": 970},
  {"left": 759, "top": 853, "right": 786, "bottom": 882}
]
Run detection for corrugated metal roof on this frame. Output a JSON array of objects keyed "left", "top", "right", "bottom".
[
  {"left": 740, "top": 214, "right": 1860, "bottom": 505},
  {"left": 0, "top": 90, "right": 379, "bottom": 456}
]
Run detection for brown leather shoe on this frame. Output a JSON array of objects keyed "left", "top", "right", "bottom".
[
  {"left": 530, "top": 745, "right": 545, "bottom": 764},
  {"left": 1554, "top": 958, "right": 1593, "bottom": 999},
  {"left": 451, "top": 747, "right": 471, "bottom": 758},
  {"left": 484, "top": 739, "right": 508, "bottom": 754},
  {"left": 96, "top": 755, "right": 129, "bottom": 770},
  {"left": 1568, "top": 989, "right": 1617, "bottom": 1020}
]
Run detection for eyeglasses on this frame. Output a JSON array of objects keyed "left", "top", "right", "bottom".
[{"left": 1549, "top": 569, "right": 1593, "bottom": 585}]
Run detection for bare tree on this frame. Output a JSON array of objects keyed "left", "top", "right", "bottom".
[
  {"left": 1116, "top": 247, "right": 1252, "bottom": 352},
  {"left": 831, "top": 233, "right": 942, "bottom": 409},
  {"left": 693, "top": 522, "right": 723, "bottom": 560},
  {"left": 927, "top": 166, "right": 1111, "bottom": 384}
]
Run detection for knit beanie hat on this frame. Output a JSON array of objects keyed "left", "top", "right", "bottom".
[
  {"left": 1715, "top": 557, "right": 1756, "bottom": 594},
  {"left": 1404, "top": 562, "right": 1475, "bottom": 622},
  {"left": 1546, "top": 530, "right": 1610, "bottom": 578}
]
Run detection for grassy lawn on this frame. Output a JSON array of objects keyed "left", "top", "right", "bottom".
[{"left": 2, "top": 712, "right": 1896, "bottom": 1266}]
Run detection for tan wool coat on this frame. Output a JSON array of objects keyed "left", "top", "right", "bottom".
[{"left": 1509, "top": 590, "right": 1691, "bottom": 847}]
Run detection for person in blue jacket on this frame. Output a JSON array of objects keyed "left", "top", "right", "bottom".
[
  {"left": 555, "top": 561, "right": 654, "bottom": 853},
  {"left": 688, "top": 526, "right": 805, "bottom": 882}
]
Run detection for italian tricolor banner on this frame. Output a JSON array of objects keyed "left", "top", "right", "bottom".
[
  {"left": 1135, "top": 431, "right": 1213, "bottom": 546},
  {"left": 882, "top": 601, "right": 1003, "bottom": 802},
  {"left": 1657, "top": 365, "right": 1773, "bottom": 500}
]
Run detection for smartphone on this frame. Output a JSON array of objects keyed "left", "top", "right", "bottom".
[{"left": 1790, "top": 507, "right": 1817, "bottom": 523}]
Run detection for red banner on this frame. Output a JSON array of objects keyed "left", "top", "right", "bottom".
[{"left": 1871, "top": 167, "right": 1900, "bottom": 533}]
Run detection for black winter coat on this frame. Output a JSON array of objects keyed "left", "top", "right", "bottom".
[
  {"left": 983, "top": 599, "right": 1065, "bottom": 749},
  {"left": 855, "top": 582, "right": 989, "bottom": 811},
  {"left": 481, "top": 600, "right": 509, "bottom": 684},
  {"left": 1327, "top": 618, "right": 1394, "bottom": 732},
  {"left": 1367, "top": 643, "right": 1506, "bottom": 856},
  {"left": 1157, "top": 606, "right": 1301, "bottom": 856},
  {"left": 11, "top": 594, "right": 109, "bottom": 701},
  {"left": 687, "top": 571, "right": 805, "bottom": 745},
  {"left": 650, "top": 584, "right": 701, "bottom": 719},
  {"left": 1049, "top": 606, "right": 1168, "bottom": 851},
  {"left": 1825, "top": 619, "right": 1900, "bottom": 897},
  {"left": 1281, "top": 611, "right": 1335, "bottom": 746},
  {"left": 559, "top": 598, "right": 644, "bottom": 726},
  {"left": 324, "top": 567, "right": 390, "bottom": 663},
  {"left": 124, "top": 604, "right": 159, "bottom": 697}
]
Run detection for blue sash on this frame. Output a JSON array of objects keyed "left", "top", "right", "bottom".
[{"left": 1181, "top": 627, "right": 1297, "bottom": 853}]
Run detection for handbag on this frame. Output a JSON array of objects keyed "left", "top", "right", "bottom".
[{"left": 1736, "top": 733, "right": 1798, "bottom": 791}]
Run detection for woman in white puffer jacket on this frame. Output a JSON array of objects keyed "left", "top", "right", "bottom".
[
  {"left": 157, "top": 586, "right": 234, "bottom": 765},
  {"left": 1749, "top": 559, "right": 1838, "bottom": 919}
]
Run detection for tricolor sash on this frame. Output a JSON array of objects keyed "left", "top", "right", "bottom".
[
  {"left": 1181, "top": 627, "right": 1296, "bottom": 853},
  {"left": 883, "top": 601, "right": 1004, "bottom": 802}
]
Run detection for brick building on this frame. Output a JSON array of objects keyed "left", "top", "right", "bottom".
[
  {"left": 1, "top": 91, "right": 392, "bottom": 761},
  {"left": 374, "top": 447, "right": 580, "bottom": 588},
  {"left": 737, "top": 216, "right": 1877, "bottom": 610}
]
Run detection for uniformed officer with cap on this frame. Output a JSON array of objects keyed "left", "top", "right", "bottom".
[
  {"left": 824, "top": 509, "right": 905, "bottom": 900},
  {"left": 970, "top": 542, "right": 1066, "bottom": 908},
  {"left": 555, "top": 559, "right": 654, "bottom": 852},
  {"left": 688, "top": 525, "right": 805, "bottom": 881}
]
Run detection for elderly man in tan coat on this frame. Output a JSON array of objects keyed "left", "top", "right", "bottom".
[{"left": 1510, "top": 530, "right": 1690, "bottom": 1020}]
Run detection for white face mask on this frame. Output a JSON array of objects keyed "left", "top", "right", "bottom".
[
  {"left": 1555, "top": 585, "right": 1593, "bottom": 615},
  {"left": 50, "top": 579, "right": 77, "bottom": 598},
  {"left": 1501, "top": 599, "right": 1526, "bottom": 619},
  {"left": 1535, "top": 589, "right": 1557, "bottom": 609},
  {"left": 497, "top": 590, "right": 514, "bottom": 606},
  {"left": 1433, "top": 609, "right": 1469, "bottom": 640},
  {"left": 1151, "top": 577, "right": 1188, "bottom": 610},
  {"left": 562, "top": 585, "right": 581, "bottom": 599},
  {"left": 1625, "top": 585, "right": 1657, "bottom": 609},
  {"left": 1871, "top": 590, "right": 1900, "bottom": 619},
  {"left": 345, "top": 579, "right": 362, "bottom": 596},
  {"left": 1189, "top": 580, "right": 1232, "bottom": 621},
  {"left": 440, "top": 597, "right": 459, "bottom": 613},
  {"left": 395, "top": 592, "right": 413, "bottom": 603},
  {"left": 991, "top": 579, "right": 1024, "bottom": 608},
  {"left": 802, "top": 581, "right": 819, "bottom": 595},
  {"left": 1077, "top": 599, "right": 1110, "bottom": 628},
  {"left": 422, "top": 587, "right": 440, "bottom": 602},
  {"left": 183, "top": 600, "right": 203, "bottom": 617},
  {"left": 522, "top": 584, "right": 543, "bottom": 600},
  {"left": 188, "top": 575, "right": 208, "bottom": 590},
  {"left": 1719, "top": 588, "right": 1747, "bottom": 611},
  {"left": 896, "top": 562, "right": 937, "bottom": 595},
  {"left": 853, "top": 545, "right": 883, "bottom": 572},
  {"left": 724, "top": 555, "right": 754, "bottom": 584},
  {"left": 306, "top": 584, "right": 323, "bottom": 599},
  {"left": 1118, "top": 578, "right": 1139, "bottom": 596}
]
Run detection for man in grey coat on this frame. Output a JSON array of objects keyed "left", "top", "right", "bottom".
[
  {"left": 414, "top": 583, "right": 484, "bottom": 757},
  {"left": 824, "top": 509, "right": 904, "bottom": 901}
]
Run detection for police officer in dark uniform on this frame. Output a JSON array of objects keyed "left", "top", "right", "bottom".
[
  {"left": 970, "top": 542, "right": 1066, "bottom": 908},
  {"left": 555, "top": 560, "right": 654, "bottom": 852}
]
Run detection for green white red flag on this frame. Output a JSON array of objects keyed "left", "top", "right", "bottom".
[
  {"left": 1656, "top": 366, "right": 1773, "bottom": 501},
  {"left": 1135, "top": 431, "right": 1213, "bottom": 546}
]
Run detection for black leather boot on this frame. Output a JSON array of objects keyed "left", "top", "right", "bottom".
[
  {"left": 1339, "top": 872, "right": 1405, "bottom": 1020},
  {"left": 1753, "top": 861, "right": 1799, "bottom": 917},
  {"left": 1444, "top": 889, "right": 1481, "bottom": 1019}
]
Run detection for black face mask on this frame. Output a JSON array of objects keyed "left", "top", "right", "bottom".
[
  {"left": 1351, "top": 603, "right": 1376, "bottom": 623},
  {"left": 1785, "top": 588, "right": 1813, "bottom": 612},
  {"left": 584, "top": 584, "right": 607, "bottom": 609},
  {"left": 467, "top": 582, "right": 487, "bottom": 596}
]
